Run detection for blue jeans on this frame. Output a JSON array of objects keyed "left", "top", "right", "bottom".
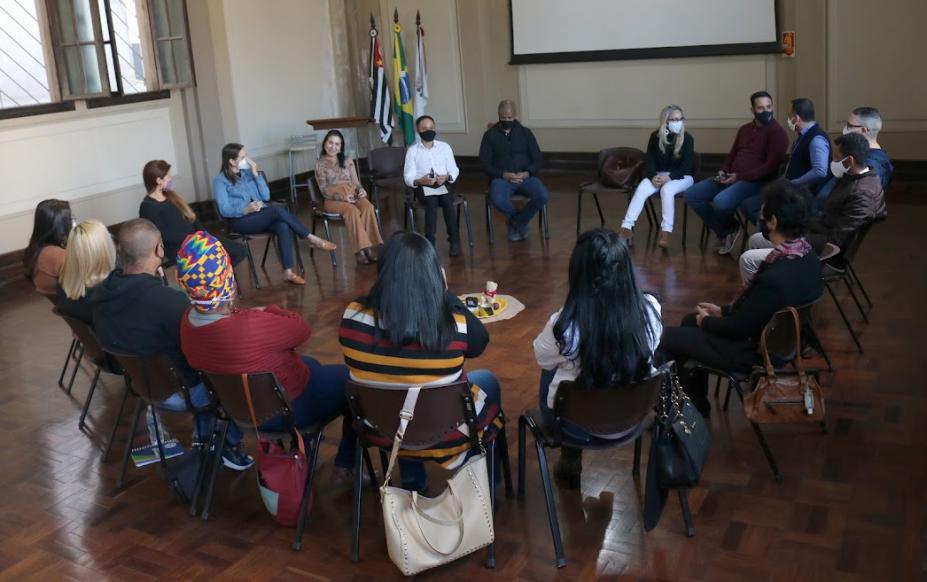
[
  {"left": 538, "top": 369, "right": 596, "bottom": 443},
  {"left": 161, "top": 382, "right": 243, "bottom": 445},
  {"left": 683, "top": 178, "right": 765, "bottom": 237},
  {"left": 399, "top": 369, "right": 502, "bottom": 490},
  {"left": 228, "top": 205, "right": 309, "bottom": 269},
  {"left": 260, "top": 356, "right": 355, "bottom": 469},
  {"left": 489, "top": 176, "right": 549, "bottom": 230}
]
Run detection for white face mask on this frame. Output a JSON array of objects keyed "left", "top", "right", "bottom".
[
  {"left": 238, "top": 158, "right": 249, "bottom": 170},
  {"left": 830, "top": 157, "right": 849, "bottom": 179},
  {"left": 667, "top": 120, "right": 684, "bottom": 134}
]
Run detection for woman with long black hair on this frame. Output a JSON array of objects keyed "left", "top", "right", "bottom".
[
  {"left": 213, "top": 142, "right": 336, "bottom": 285},
  {"left": 339, "top": 231, "right": 503, "bottom": 490},
  {"left": 533, "top": 228, "right": 663, "bottom": 487},
  {"left": 24, "top": 199, "right": 73, "bottom": 297}
]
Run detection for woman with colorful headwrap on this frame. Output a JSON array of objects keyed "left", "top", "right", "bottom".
[{"left": 177, "top": 231, "right": 357, "bottom": 483}]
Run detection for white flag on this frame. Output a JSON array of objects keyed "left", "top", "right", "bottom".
[
  {"left": 369, "top": 26, "right": 393, "bottom": 144},
  {"left": 414, "top": 22, "right": 429, "bottom": 120}
]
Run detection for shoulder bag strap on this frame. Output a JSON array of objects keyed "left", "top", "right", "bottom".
[
  {"left": 786, "top": 306, "right": 806, "bottom": 378},
  {"left": 381, "top": 386, "right": 422, "bottom": 489}
]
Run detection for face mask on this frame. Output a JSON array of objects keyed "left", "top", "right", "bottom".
[
  {"left": 830, "top": 157, "right": 849, "bottom": 179},
  {"left": 667, "top": 120, "right": 684, "bottom": 134},
  {"left": 162, "top": 177, "right": 173, "bottom": 191},
  {"left": 419, "top": 130, "right": 436, "bottom": 142},
  {"left": 787, "top": 117, "right": 798, "bottom": 131},
  {"left": 754, "top": 110, "right": 774, "bottom": 125},
  {"left": 238, "top": 159, "right": 249, "bottom": 171},
  {"left": 500, "top": 120, "right": 514, "bottom": 130}
]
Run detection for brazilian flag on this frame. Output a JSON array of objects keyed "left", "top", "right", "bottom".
[{"left": 392, "top": 22, "right": 415, "bottom": 146}]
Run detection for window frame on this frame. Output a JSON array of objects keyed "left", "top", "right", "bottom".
[
  {"left": 44, "top": 0, "right": 113, "bottom": 100},
  {"left": 144, "top": 0, "right": 196, "bottom": 90}
]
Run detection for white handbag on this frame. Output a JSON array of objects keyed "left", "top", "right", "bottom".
[{"left": 380, "top": 387, "right": 495, "bottom": 576}]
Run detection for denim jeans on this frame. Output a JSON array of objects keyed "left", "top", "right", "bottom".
[
  {"left": 160, "top": 382, "right": 243, "bottom": 445},
  {"left": 260, "top": 356, "right": 356, "bottom": 469},
  {"left": 399, "top": 369, "right": 502, "bottom": 490},
  {"left": 489, "top": 176, "right": 550, "bottom": 230},
  {"left": 228, "top": 205, "right": 309, "bottom": 269},
  {"left": 683, "top": 178, "right": 766, "bottom": 237}
]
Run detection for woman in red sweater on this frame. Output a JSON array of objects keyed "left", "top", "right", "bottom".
[{"left": 177, "top": 232, "right": 356, "bottom": 479}]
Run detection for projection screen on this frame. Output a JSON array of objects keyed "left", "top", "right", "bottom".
[{"left": 510, "top": 0, "right": 780, "bottom": 64}]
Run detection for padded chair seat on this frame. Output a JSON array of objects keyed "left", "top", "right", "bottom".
[
  {"left": 578, "top": 181, "right": 631, "bottom": 195},
  {"left": 523, "top": 407, "right": 650, "bottom": 450},
  {"left": 371, "top": 175, "right": 406, "bottom": 190}
]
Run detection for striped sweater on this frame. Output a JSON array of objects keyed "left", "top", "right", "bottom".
[{"left": 339, "top": 292, "right": 501, "bottom": 468}]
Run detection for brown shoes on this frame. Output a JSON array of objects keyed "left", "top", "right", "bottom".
[
  {"left": 658, "top": 231, "right": 672, "bottom": 249},
  {"left": 307, "top": 234, "right": 336, "bottom": 252},
  {"left": 285, "top": 273, "right": 306, "bottom": 285}
]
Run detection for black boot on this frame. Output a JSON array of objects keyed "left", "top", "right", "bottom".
[
  {"left": 448, "top": 233, "right": 461, "bottom": 257},
  {"left": 554, "top": 446, "right": 583, "bottom": 489}
]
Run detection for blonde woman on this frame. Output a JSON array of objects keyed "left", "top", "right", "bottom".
[
  {"left": 620, "top": 105, "right": 695, "bottom": 249},
  {"left": 57, "top": 219, "right": 116, "bottom": 325}
]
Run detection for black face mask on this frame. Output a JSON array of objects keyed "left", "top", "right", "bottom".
[
  {"left": 754, "top": 110, "right": 774, "bottom": 125},
  {"left": 500, "top": 120, "right": 514, "bottom": 130},
  {"left": 760, "top": 218, "right": 772, "bottom": 240},
  {"left": 419, "top": 130, "right": 436, "bottom": 142}
]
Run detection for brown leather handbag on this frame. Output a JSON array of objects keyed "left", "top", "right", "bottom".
[
  {"left": 600, "top": 152, "right": 644, "bottom": 189},
  {"left": 744, "top": 307, "right": 826, "bottom": 424}
]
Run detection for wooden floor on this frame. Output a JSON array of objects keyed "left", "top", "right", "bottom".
[{"left": 1, "top": 174, "right": 924, "bottom": 581}]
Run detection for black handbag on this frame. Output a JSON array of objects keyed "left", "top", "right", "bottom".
[{"left": 653, "top": 368, "right": 711, "bottom": 488}]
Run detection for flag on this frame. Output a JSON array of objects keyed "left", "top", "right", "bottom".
[
  {"left": 391, "top": 20, "right": 415, "bottom": 146},
  {"left": 414, "top": 15, "right": 429, "bottom": 120},
  {"left": 369, "top": 23, "right": 393, "bottom": 144}
]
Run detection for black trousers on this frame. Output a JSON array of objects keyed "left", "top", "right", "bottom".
[
  {"left": 656, "top": 313, "right": 757, "bottom": 405},
  {"left": 417, "top": 186, "right": 458, "bottom": 244}
]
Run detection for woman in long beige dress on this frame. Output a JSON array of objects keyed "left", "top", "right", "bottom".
[{"left": 314, "top": 130, "right": 383, "bottom": 265}]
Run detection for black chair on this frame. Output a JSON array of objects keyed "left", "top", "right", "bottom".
[
  {"left": 484, "top": 190, "right": 549, "bottom": 244},
  {"left": 699, "top": 306, "right": 828, "bottom": 483},
  {"left": 404, "top": 186, "right": 474, "bottom": 249},
  {"left": 367, "top": 146, "right": 407, "bottom": 215},
  {"left": 202, "top": 371, "right": 331, "bottom": 549},
  {"left": 110, "top": 352, "right": 217, "bottom": 516},
  {"left": 345, "top": 380, "right": 513, "bottom": 567},
  {"left": 576, "top": 147, "right": 645, "bottom": 237},
  {"left": 644, "top": 153, "right": 703, "bottom": 249},
  {"left": 55, "top": 312, "right": 129, "bottom": 459},
  {"left": 517, "top": 367, "right": 692, "bottom": 568},
  {"left": 306, "top": 174, "right": 348, "bottom": 267},
  {"left": 820, "top": 221, "right": 878, "bottom": 353}
]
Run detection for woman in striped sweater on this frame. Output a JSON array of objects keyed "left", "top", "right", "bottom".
[{"left": 339, "top": 232, "right": 503, "bottom": 491}]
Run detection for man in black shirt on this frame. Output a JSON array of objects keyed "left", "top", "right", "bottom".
[{"left": 479, "top": 100, "right": 549, "bottom": 242}]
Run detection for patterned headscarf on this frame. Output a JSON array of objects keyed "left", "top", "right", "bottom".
[{"left": 176, "top": 231, "right": 236, "bottom": 313}]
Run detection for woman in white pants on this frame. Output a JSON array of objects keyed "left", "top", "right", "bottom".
[{"left": 620, "top": 105, "right": 695, "bottom": 249}]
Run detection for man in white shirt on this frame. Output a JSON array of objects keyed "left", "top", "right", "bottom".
[{"left": 403, "top": 115, "right": 462, "bottom": 256}]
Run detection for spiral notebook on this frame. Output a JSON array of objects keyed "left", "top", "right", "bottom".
[{"left": 131, "top": 439, "right": 185, "bottom": 467}]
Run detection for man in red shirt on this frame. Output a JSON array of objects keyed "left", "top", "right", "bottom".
[{"left": 684, "top": 91, "right": 788, "bottom": 255}]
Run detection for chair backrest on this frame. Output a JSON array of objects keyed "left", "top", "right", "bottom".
[
  {"left": 307, "top": 174, "right": 326, "bottom": 206},
  {"left": 552, "top": 367, "right": 665, "bottom": 436},
  {"left": 346, "top": 380, "right": 478, "bottom": 448},
  {"left": 367, "top": 146, "right": 406, "bottom": 178},
  {"left": 111, "top": 352, "right": 189, "bottom": 404},
  {"left": 203, "top": 371, "right": 291, "bottom": 429},
  {"left": 57, "top": 313, "right": 108, "bottom": 366},
  {"left": 819, "top": 242, "right": 840, "bottom": 262},
  {"left": 760, "top": 307, "right": 802, "bottom": 362},
  {"left": 691, "top": 151, "right": 703, "bottom": 180},
  {"left": 841, "top": 220, "right": 875, "bottom": 264}
]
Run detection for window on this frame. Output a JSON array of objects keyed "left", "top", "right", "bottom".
[{"left": 0, "top": 0, "right": 193, "bottom": 114}]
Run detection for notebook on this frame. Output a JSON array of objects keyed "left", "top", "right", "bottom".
[{"left": 131, "top": 439, "right": 185, "bottom": 467}]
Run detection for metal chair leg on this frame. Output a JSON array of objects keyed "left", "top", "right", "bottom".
[
  {"left": 463, "top": 200, "right": 474, "bottom": 247},
  {"left": 293, "top": 431, "right": 324, "bottom": 551},
  {"left": 593, "top": 193, "right": 605, "bottom": 227},
  {"left": 78, "top": 366, "right": 102, "bottom": 429},
  {"left": 517, "top": 415, "right": 527, "bottom": 498},
  {"left": 576, "top": 189, "right": 584, "bottom": 236},
  {"left": 200, "top": 421, "right": 230, "bottom": 521},
  {"left": 103, "top": 380, "right": 130, "bottom": 461},
  {"left": 244, "top": 240, "right": 260, "bottom": 289},
  {"left": 66, "top": 344, "right": 85, "bottom": 394},
  {"left": 323, "top": 221, "right": 337, "bottom": 266},
  {"left": 632, "top": 434, "right": 642, "bottom": 476},
  {"left": 541, "top": 205, "right": 550, "bottom": 240},
  {"left": 58, "top": 338, "right": 77, "bottom": 389},
  {"left": 847, "top": 262, "right": 872, "bottom": 308},
  {"left": 189, "top": 415, "right": 218, "bottom": 517},
  {"left": 362, "top": 448, "right": 379, "bottom": 492},
  {"left": 843, "top": 274, "right": 868, "bottom": 323},
  {"left": 681, "top": 200, "right": 688, "bottom": 250},
  {"left": 351, "top": 438, "right": 364, "bottom": 562},
  {"left": 487, "top": 193, "right": 495, "bottom": 244},
  {"left": 825, "top": 281, "right": 863, "bottom": 353},
  {"left": 498, "top": 426, "right": 514, "bottom": 498},
  {"left": 750, "top": 421, "right": 783, "bottom": 483},
  {"left": 678, "top": 489, "right": 696, "bottom": 537},
  {"left": 117, "top": 397, "right": 144, "bottom": 489},
  {"left": 535, "top": 438, "right": 566, "bottom": 568}
]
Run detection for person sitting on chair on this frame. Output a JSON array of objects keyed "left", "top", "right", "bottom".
[
  {"left": 739, "top": 133, "right": 886, "bottom": 282},
  {"left": 57, "top": 220, "right": 116, "bottom": 325},
  {"left": 24, "top": 199, "right": 73, "bottom": 298},
  {"left": 140, "top": 159, "right": 247, "bottom": 268},
  {"left": 315, "top": 130, "right": 383, "bottom": 265},
  {"left": 479, "top": 99, "right": 549, "bottom": 242},
  {"left": 403, "top": 115, "right": 462, "bottom": 256},
  {"left": 659, "top": 180, "right": 823, "bottom": 418},
  {"left": 339, "top": 232, "right": 503, "bottom": 491},
  {"left": 178, "top": 231, "right": 358, "bottom": 486},
  {"left": 619, "top": 105, "right": 695, "bottom": 249},
  {"left": 684, "top": 91, "right": 788, "bottom": 255},
  {"left": 533, "top": 229, "right": 662, "bottom": 488},
  {"left": 213, "top": 142, "right": 336, "bottom": 285},
  {"left": 91, "top": 219, "right": 252, "bottom": 470}
]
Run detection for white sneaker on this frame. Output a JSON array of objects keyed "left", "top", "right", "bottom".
[{"left": 717, "top": 228, "right": 741, "bottom": 256}]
